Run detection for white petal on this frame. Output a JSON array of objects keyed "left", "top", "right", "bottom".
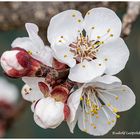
[
  {"left": 78, "top": 105, "right": 116, "bottom": 136},
  {"left": 22, "top": 77, "right": 44, "bottom": 102},
  {"left": 31, "top": 101, "right": 36, "bottom": 112},
  {"left": 11, "top": 37, "right": 35, "bottom": 50},
  {"left": 69, "top": 59, "right": 106, "bottom": 83},
  {"left": 34, "top": 113, "right": 46, "bottom": 129},
  {"left": 34, "top": 97, "right": 64, "bottom": 129},
  {"left": 52, "top": 46, "right": 76, "bottom": 68},
  {"left": 33, "top": 46, "right": 53, "bottom": 67},
  {"left": 67, "top": 106, "right": 81, "bottom": 133},
  {"left": 47, "top": 10, "right": 83, "bottom": 45},
  {"left": 67, "top": 86, "right": 84, "bottom": 123},
  {"left": 87, "top": 75, "right": 122, "bottom": 89},
  {"left": 97, "top": 38, "right": 129, "bottom": 75},
  {"left": 0, "top": 77, "right": 18, "bottom": 104},
  {"left": 100, "top": 85, "right": 136, "bottom": 112},
  {"left": 84, "top": 7, "right": 122, "bottom": 43},
  {"left": 25, "top": 23, "right": 44, "bottom": 48}
]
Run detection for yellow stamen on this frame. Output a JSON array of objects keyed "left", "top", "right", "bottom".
[
  {"left": 96, "top": 115, "right": 99, "bottom": 119},
  {"left": 113, "top": 107, "right": 118, "bottom": 113},
  {"left": 80, "top": 96, "right": 83, "bottom": 101},
  {"left": 116, "top": 115, "right": 120, "bottom": 119},
  {"left": 28, "top": 50, "right": 32, "bottom": 55},
  {"left": 87, "top": 12, "right": 90, "bottom": 15},
  {"left": 72, "top": 14, "right": 76, "bottom": 17},
  {"left": 115, "top": 96, "right": 119, "bottom": 100},
  {"left": 91, "top": 123, "right": 96, "bottom": 129},
  {"left": 82, "top": 65, "right": 86, "bottom": 68},
  {"left": 107, "top": 121, "right": 111, "bottom": 125},
  {"left": 77, "top": 19, "right": 81, "bottom": 23},
  {"left": 107, "top": 103, "right": 111, "bottom": 107},
  {"left": 64, "top": 54, "right": 67, "bottom": 58},
  {"left": 107, "top": 28, "right": 111, "bottom": 33},
  {"left": 112, "top": 120, "right": 115, "bottom": 123}
]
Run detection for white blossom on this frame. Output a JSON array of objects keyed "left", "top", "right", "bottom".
[
  {"left": 47, "top": 8, "right": 129, "bottom": 83},
  {"left": 67, "top": 75, "right": 135, "bottom": 136}
]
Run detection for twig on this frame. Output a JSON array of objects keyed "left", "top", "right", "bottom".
[{"left": 121, "top": 2, "right": 140, "bottom": 38}]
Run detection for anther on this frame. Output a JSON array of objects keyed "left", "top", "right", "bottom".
[
  {"left": 77, "top": 19, "right": 81, "bottom": 23},
  {"left": 64, "top": 54, "right": 67, "bottom": 58},
  {"left": 28, "top": 50, "right": 33, "bottom": 55}
]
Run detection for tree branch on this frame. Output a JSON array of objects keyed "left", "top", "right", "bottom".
[{"left": 121, "top": 2, "right": 140, "bottom": 38}]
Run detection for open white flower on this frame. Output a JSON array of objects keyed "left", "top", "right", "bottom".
[
  {"left": 0, "top": 77, "right": 18, "bottom": 104},
  {"left": 67, "top": 75, "right": 135, "bottom": 136},
  {"left": 12, "top": 23, "right": 53, "bottom": 67},
  {"left": 47, "top": 7, "right": 129, "bottom": 83}
]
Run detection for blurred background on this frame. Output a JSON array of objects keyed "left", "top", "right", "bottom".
[{"left": 0, "top": 1, "right": 140, "bottom": 138}]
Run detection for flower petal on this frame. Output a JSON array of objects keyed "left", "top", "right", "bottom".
[
  {"left": 11, "top": 37, "right": 35, "bottom": 50},
  {"left": 78, "top": 105, "right": 116, "bottom": 136},
  {"left": 67, "top": 86, "right": 84, "bottom": 123},
  {"left": 84, "top": 7, "right": 122, "bottom": 43},
  {"left": 12, "top": 38, "right": 53, "bottom": 67},
  {"left": 96, "top": 38, "right": 129, "bottom": 75},
  {"left": 22, "top": 77, "right": 44, "bottom": 102},
  {"left": 25, "top": 23, "right": 44, "bottom": 48},
  {"left": 33, "top": 46, "right": 53, "bottom": 67},
  {"left": 99, "top": 85, "right": 136, "bottom": 112},
  {"left": 87, "top": 75, "right": 122, "bottom": 89},
  {"left": 34, "top": 97, "right": 64, "bottom": 129},
  {"left": 47, "top": 10, "right": 83, "bottom": 45},
  {"left": 67, "top": 106, "right": 81, "bottom": 133},
  {"left": 52, "top": 46, "right": 76, "bottom": 67},
  {"left": 34, "top": 113, "right": 46, "bottom": 129},
  {"left": 69, "top": 59, "right": 106, "bottom": 83}
]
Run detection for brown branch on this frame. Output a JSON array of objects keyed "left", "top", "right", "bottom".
[
  {"left": 121, "top": 2, "right": 140, "bottom": 38},
  {"left": 0, "top": 2, "right": 127, "bottom": 42}
]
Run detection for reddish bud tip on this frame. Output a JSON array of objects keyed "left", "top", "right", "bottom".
[
  {"left": 51, "top": 86, "right": 69, "bottom": 103},
  {"left": 38, "top": 82, "right": 50, "bottom": 97},
  {"left": 64, "top": 104, "right": 70, "bottom": 120},
  {"left": 52, "top": 58, "right": 68, "bottom": 70}
]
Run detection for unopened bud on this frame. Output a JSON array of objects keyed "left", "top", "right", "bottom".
[{"left": 0, "top": 48, "right": 42, "bottom": 78}]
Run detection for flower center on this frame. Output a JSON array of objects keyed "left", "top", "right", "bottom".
[{"left": 69, "top": 33, "right": 103, "bottom": 63}]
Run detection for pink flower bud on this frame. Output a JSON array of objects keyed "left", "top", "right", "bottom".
[
  {"left": 0, "top": 48, "right": 41, "bottom": 78},
  {"left": 52, "top": 58, "right": 68, "bottom": 70}
]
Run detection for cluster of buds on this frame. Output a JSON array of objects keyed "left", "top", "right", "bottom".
[{"left": 1, "top": 47, "right": 72, "bottom": 129}]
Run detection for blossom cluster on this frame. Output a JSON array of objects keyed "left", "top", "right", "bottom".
[{"left": 0, "top": 7, "right": 135, "bottom": 136}]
